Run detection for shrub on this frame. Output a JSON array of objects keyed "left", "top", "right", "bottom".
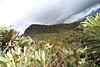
[{"left": 80, "top": 13, "right": 100, "bottom": 67}]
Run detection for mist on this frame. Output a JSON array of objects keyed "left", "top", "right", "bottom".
[{"left": 0, "top": 0, "right": 100, "bottom": 33}]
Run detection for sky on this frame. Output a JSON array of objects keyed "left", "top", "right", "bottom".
[
  {"left": 0, "top": 0, "right": 100, "bottom": 33},
  {"left": 64, "top": 4, "right": 100, "bottom": 23}
]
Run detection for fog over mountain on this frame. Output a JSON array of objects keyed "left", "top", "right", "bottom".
[{"left": 0, "top": 0, "right": 100, "bottom": 33}]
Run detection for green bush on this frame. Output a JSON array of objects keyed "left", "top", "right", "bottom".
[{"left": 80, "top": 13, "right": 100, "bottom": 67}]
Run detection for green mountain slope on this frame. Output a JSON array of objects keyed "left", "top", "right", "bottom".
[{"left": 24, "top": 22, "right": 80, "bottom": 40}]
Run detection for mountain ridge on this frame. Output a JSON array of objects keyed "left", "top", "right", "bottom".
[{"left": 24, "top": 21, "right": 80, "bottom": 40}]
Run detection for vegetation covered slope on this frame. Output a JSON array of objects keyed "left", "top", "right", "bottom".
[
  {"left": 0, "top": 14, "right": 99, "bottom": 67},
  {"left": 24, "top": 21, "right": 80, "bottom": 40}
]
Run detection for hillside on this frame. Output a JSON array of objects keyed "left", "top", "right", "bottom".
[{"left": 24, "top": 21, "right": 80, "bottom": 40}]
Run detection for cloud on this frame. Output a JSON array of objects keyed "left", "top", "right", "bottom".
[
  {"left": 64, "top": 4, "right": 100, "bottom": 24},
  {"left": 0, "top": 0, "right": 99, "bottom": 33},
  {"left": 23, "top": 0, "right": 99, "bottom": 25}
]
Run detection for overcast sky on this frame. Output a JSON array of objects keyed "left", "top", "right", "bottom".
[{"left": 0, "top": 0, "right": 99, "bottom": 33}]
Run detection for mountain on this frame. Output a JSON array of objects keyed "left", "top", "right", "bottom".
[
  {"left": 24, "top": 4, "right": 100, "bottom": 40},
  {"left": 24, "top": 22, "right": 80, "bottom": 40}
]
